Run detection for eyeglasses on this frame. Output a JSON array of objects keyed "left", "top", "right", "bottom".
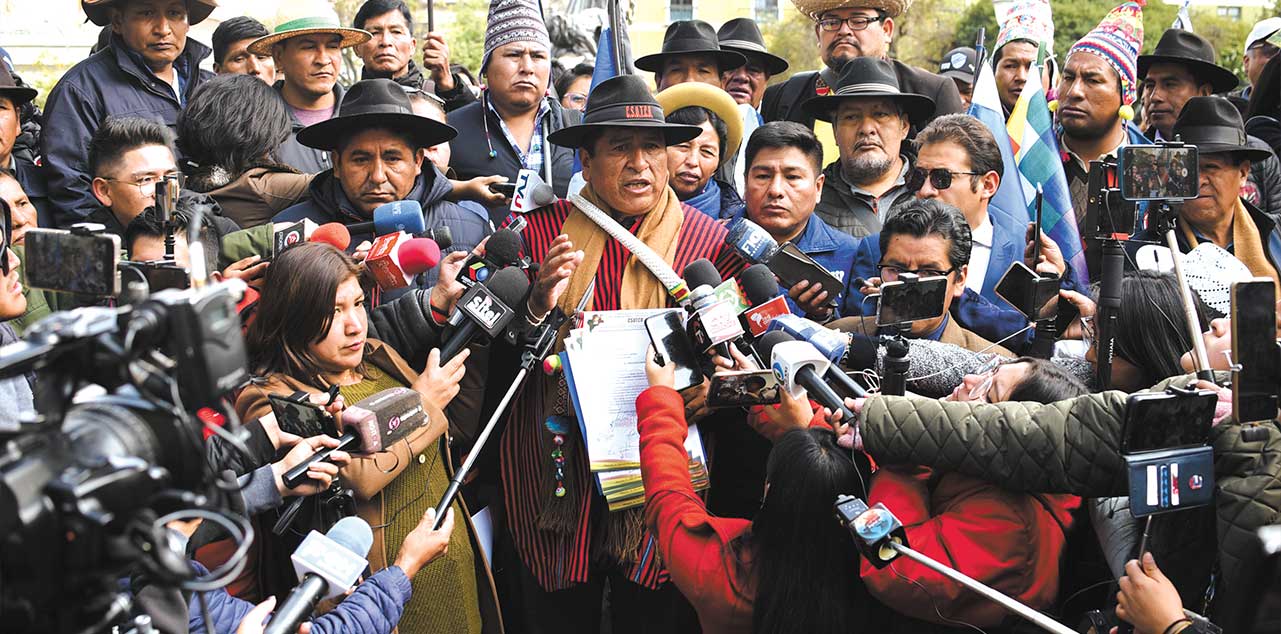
[
  {"left": 563, "top": 92, "right": 588, "bottom": 107},
  {"left": 967, "top": 362, "right": 1003, "bottom": 402},
  {"left": 1081, "top": 315, "right": 1096, "bottom": 351},
  {"left": 104, "top": 171, "right": 183, "bottom": 197},
  {"left": 906, "top": 167, "right": 983, "bottom": 192},
  {"left": 877, "top": 263, "right": 957, "bottom": 281},
  {"left": 817, "top": 15, "right": 884, "bottom": 32}
]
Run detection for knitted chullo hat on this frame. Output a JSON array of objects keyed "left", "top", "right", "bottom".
[
  {"left": 996, "top": 0, "right": 1055, "bottom": 56},
  {"left": 481, "top": 0, "right": 551, "bottom": 73},
  {"left": 1067, "top": 0, "right": 1145, "bottom": 106}
]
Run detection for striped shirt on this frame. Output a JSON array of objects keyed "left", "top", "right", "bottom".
[{"left": 499, "top": 199, "right": 746, "bottom": 591}]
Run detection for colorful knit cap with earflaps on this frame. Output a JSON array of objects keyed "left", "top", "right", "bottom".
[
  {"left": 481, "top": 0, "right": 552, "bottom": 73},
  {"left": 1067, "top": 0, "right": 1145, "bottom": 109}
]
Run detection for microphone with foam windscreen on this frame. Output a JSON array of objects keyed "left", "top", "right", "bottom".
[
  {"left": 511, "top": 169, "right": 558, "bottom": 213},
  {"left": 739, "top": 263, "right": 792, "bottom": 338},
  {"left": 347, "top": 200, "right": 427, "bottom": 237},
  {"left": 262, "top": 516, "right": 375, "bottom": 634},
  {"left": 724, "top": 217, "right": 780, "bottom": 264},
  {"left": 440, "top": 266, "right": 530, "bottom": 361},
  {"left": 281, "top": 387, "right": 429, "bottom": 489},
  {"left": 682, "top": 259, "right": 743, "bottom": 359},
  {"left": 310, "top": 223, "right": 352, "bottom": 251},
  {"left": 366, "top": 234, "right": 442, "bottom": 290},
  {"left": 457, "top": 227, "right": 524, "bottom": 288},
  {"left": 756, "top": 331, "right": 856, "bottom": 422}
]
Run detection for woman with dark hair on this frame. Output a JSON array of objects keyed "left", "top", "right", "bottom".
[
  {"left": 0, "top": 197, "right": 33, "bottom": 426},
  {"left": 1245, "top": 55, "right": 1280, "bottom": 157},
  {"left": 178, "top": 73, "right": 312, "bottom": 229},
  {"left": 554, "top": 62, "right": 593, "bottom": 111},
  {"left": 234, "top": 243, "right": 501, "bottom": 633},
  {"left": 639, "top": 350, "right": 873, "bottom": 633},
  {"left": 657, "top": 84, "right": 746, "bottom": 220}
]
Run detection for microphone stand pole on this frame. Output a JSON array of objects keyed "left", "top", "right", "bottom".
[
  {"left": 885, "top": 541, "right": 1077, "bottom": 634},
  {"left": 432, "top": 308, "right": 568, "bottom": 528},
  {"left": 1155, "top": 201, "right": 1213, "bottom": 380},
  {"left": 881, "top": 327, "right": 909, "bottom": 397}
]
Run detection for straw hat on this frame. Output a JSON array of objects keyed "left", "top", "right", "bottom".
[
  {"left": 82, "top": 0, "right": 217, "bottom": 27},
  {"left": 656, "top": 83, "right": 744, "bottom": 159},
  {"left": 791, "top": 0, "right": 914, "bottom": 20},
  {"left": 247, "top": 2, "right": 370, "bottom": 56}
]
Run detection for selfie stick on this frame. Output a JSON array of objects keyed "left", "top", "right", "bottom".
[
  {"left": 1151, "top": 200, "right": 1213, "bottom": 380},
  {"left": 431, "top": 308, "right": 569, "bottom": 529}
]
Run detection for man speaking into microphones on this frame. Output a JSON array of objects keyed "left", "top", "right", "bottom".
[{"left": 732, "top": 122, "right": 859, "bottom": 320}]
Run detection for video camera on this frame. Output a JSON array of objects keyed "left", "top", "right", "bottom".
[{"left": 0, "top": 193, "right": 252, "bottom": 632}]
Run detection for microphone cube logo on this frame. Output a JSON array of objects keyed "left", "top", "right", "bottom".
[
  {"left": 387, "top": 415, "right": 401, "bottom": 432},
  {"left": 771, "top": 361, "right": 788, "bottom": 388},
  {"left": 465, "top": 261, "right": 492, "bottom": 283}
]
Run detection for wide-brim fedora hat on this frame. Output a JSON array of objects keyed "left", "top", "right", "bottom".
[
  {"left": 717, "top": 18, "right": 789, "bottom": 75},
  {"left": 1172, "top": 96, "right": 1273, "bottom": 163},
  {"left": 802, "top": 57, "right": 934, "bottom": 124},
  {"left": 83, "top": 0, "right": 217, "bottom": 27},
  {"left": 1137, "top": 29, "right": 1238, "bottom": 94},
  {"left": 635, "top": 20, "right": 747, "bottom": 73},
  {"left": 547, "top": 75, "right": 703, "bottom": 149},
  {"left": 248, "top": 3, "right": 371, "bottom": 56},
  {"left": 792, "top": 0, "right": 914, "bottom": 20},
  {"left": 656, "top": 83, "right": 745, "bottom": 159},
  {"left": 0, "top": 63, "right": 37, "bottom": 106},
  {"left": 296, "top": 79, "right": 457, "bottom": 152}
]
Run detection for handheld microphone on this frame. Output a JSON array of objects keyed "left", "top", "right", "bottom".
[
  {"left": 262, "top": 516, "right": 374, "bottom": 634},
  {"left": 511, "top": 169, "right": 558, "bottom": 213},
  {"left": 768, "top": 315, "right": 867, "bottom": 399},
  {"left": 310, "top": 223, "right": 352, "bottom": 251},
  {"left": 440, "top": 266, "right": 529, "bottom": 361},
  {"left": 739, "top": 264, "right": 792, "bottom": 338},
  {"left": 682, "top": 259, "right": 744, "bottom": 358},
  {"left": 347, "top": 200, "right": 427, "bottom": 237},
  {"left": 724, "top": 217, "right": 780, "bottom": 264},
  {"left": 366, "top": 233, "right": 442, "bottom": 290},
  {"left": 282, "top": 387, "right": 430, "bottom": 488},
  {"left": 757, "top": 331, "right": 856, "bottom": 422},
  {"left": 273, "top": 218, "right": 319, "bottom": 255},
  {"left": 457, "top": 227, "right": 523, "bottom": 288},
  {"left": 834, "top": 494, "right": 908, "bottom": 569}
]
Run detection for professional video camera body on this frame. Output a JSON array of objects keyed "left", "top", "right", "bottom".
[{"left": 1, "top": 196, "right": 253, "bottom": 633}]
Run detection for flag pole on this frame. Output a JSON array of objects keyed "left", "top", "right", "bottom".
[{"left": 973, "top": 28, "right": 987, "bottom": 88}]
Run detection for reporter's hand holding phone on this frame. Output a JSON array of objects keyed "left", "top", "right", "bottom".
[
  {"left": 645, "top": 344, "right": 677, "bottom": 389},
  {"left": 221, "top": 254, "right": 270, "bottom": 290},
  {"left": 749, "top": 383, "right": 815, "bottom": 442},
  {"left": 1115, "top": 553, "right": 1186, "bottom": 634},
  {"left": 859, "top": 276, "right": 882, "bottom": 296},
  {"left": 788, "top": 279, "right": 833, "bottom": 320},
  {"left": 451, "top": 175, "right": 510, "bottom": 206},
  {"left": 1058, "top": 289, "right": 1096, "bottom": 340},
  {"left": 1025, "top": 223, "right": 1067, "bottom": 278}
]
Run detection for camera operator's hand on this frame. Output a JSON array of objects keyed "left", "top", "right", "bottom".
[
  {"left": 222, "top": 254, "right": 269, "bottom": 290},
  {"left": 452, "top": 175, "right": 510, "bottom": 206},
  {"left": 788, "top": 279, "right": 833, "bottom": 321},
  {"left": 1058, "top": 289, "right": 1096, "bottom": 340},
  {"left": 1025, "top": 224, "right": 1067, "bottom": 278},
  {"left": 529, "top": 234, "right": 583, "bottom": 318},
  {"left": 394, "top": 507, "right": 455, "bottom": 579},
  {"left": 645, "top": 345, "right": 676, "bottom": 389},
  {"left": 1115, "top": 553, "right": 1186, "bottom": 634},
  {"left": 414, "top": 348, "right": 470, "bottom": 411},
  {"left": 235, "top": 595, "right": 312, "bottom": 634},
  {"left": 272, "top": 434, "right": 352, "bottom": 497},
  {"left": 431, "top": 251, "right": 470, "bottom": 315}
]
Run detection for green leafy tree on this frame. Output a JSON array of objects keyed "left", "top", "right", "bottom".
[
  {"left": 761, "top": 11, "right": 820, "bottom": 83},
  {"left": 891, "top": 0, "right": 971, "bottom": 70}
]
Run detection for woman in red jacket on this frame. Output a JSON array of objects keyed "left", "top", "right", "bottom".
[{"left": 638, "top": 349, "right": 876, "bottom": 634}]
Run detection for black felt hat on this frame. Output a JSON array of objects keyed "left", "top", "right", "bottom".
[
  {"left": 802, "top": 57, "right": 935, "bottom": 124},
  {"left": 0, "top": 63, "right": 36, "bottom": 106},
  {"left": 717, "top": 18, "right": 789, "bottom": 75},
  {"left": 82, "top": 0, "right": 217, "bottom": 27},
  {"left": 635, "top": 20, "right": 747, "bottom": 74},
  {"left": 1137, "top": 29, "right": 1239, "bottom": 94},
  {"left": 296, "top": 79, "right": 457, "bottom": 151},
  {"left": 546, "top": 75, "right": 703, "bottom": 149},
  {"left": 1172, "top": 96, "right": 1273, "bottom": 162}
]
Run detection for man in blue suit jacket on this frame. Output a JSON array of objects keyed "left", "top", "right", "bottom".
[{"left": 841, "top": 115, "right": 1039, "bottom": 350}]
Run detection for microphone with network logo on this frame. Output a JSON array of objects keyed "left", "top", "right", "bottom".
[{"left": 262, "top": 516, "right": 375, "bottom": 634}]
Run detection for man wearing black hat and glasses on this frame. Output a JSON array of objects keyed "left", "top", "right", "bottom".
[
  {"left": 807, "top": 56, "right": 934, "bottom": 238},
  {"left": 1130, "top": 96, "right": 1281, "bottom": 287},
  {"left": 1138, "top": 29, "right": 1281, "bottom": 218},
  {"left": 637, "top": 20, "right": 747, "bottom": 91},
  {"left": 493, "top": 74, "right": 747, "bottom": 633},
  {"left": 274, "top": 78, "right": 491, "bottom": 287}
]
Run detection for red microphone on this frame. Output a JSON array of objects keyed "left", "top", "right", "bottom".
[
  {"left": 310, "top": 223, "right": 352, "bottom": 251},
  {"left": 366, "top": 233, "right": 441, "bottom": 289}
]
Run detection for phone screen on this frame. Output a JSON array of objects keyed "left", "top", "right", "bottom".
[
  {"left": 1119, "top": 145, "right": 1199, "bottom": 201},
  {"left": 1122, "top": 390, "right": 1218, "bottom": 453},
  {"left": 768, "top": 242, "right": 844, "bottom": 301},
  {"left": 995, "top": 262, "right": 1058, "bottom": 321},
  {"left": 876, "top": 276, "right": 949, "bottom": 327},
  {"left": 1053, "top": 297, "right": 1080, "bottom": 338},
  {"left": 707, "top": 370, "right": 781, "bottom": 408},
  {"left": 1232, "top": 280, "right": 1279, "bottom": 423},
  {"left": 644, "top": 311, "right": 705, "bottom": 391},
  {"left": 268, "top": 394, "right": 337, "bottom": 439},
  {"left": 24, "top": 228, "right": 120, "bottom": 296}
]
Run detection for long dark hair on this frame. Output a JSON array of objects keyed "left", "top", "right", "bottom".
[
  {"left": 1006, "top": 357, "right": 1089, "bottom": 402},
  {"left": 245, "top": 243, "right": 362, "bottom": 383},
  {"left": 742, "top": 427, "right": 869, "bottom": 634},
  {"left": 178, "top": 74, "right": 294, "bottom": 188},
  {"left": 1109, "top": 271, "right": 1209, "bottom": 385}
]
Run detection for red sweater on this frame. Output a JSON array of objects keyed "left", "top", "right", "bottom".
[
  {"left": 861, "top": 465, "right": 1080, "bottom": 626},
  {"left": 637, "top": 386, "right": 755, "bottom": 634}
]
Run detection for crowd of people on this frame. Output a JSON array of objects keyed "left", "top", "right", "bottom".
[{"left": 1, "top": 0, "right": 1280, "bottom": 633}]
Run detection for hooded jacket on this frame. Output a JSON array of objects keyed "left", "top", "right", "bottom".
[
  {"left": 41, "top": 34, "right": 213, "bottom": 226},
  {"left": 274, "top": 164, "right": 491, "bottom": 287}
]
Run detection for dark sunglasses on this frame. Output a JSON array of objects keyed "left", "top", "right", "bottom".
[
  {"left": 906, "top": 167, "right": 982, "bottom": 192},
  {"left": 1, "top": 198, "right": 10, "bottom": 276}
]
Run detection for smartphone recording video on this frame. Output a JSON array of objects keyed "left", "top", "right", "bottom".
[
  {"left": 1118, "top": 145, "right": 1198, "bottom": 202},
  {"left": 995, "top": 262, "right": 1060, "bottom": 322},
  {"left": 24, "top": 227, "right": 121, "bottom": 297},
  {"left": 875, "top": 275, "right": 949, "bottom": 327},
  {"left": 644, "top": 310, "right": 705, "bottom": 392}
]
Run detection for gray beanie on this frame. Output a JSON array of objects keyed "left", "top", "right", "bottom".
[{"left": 481, "top": 0, "right": 552, "bottom": 73}]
